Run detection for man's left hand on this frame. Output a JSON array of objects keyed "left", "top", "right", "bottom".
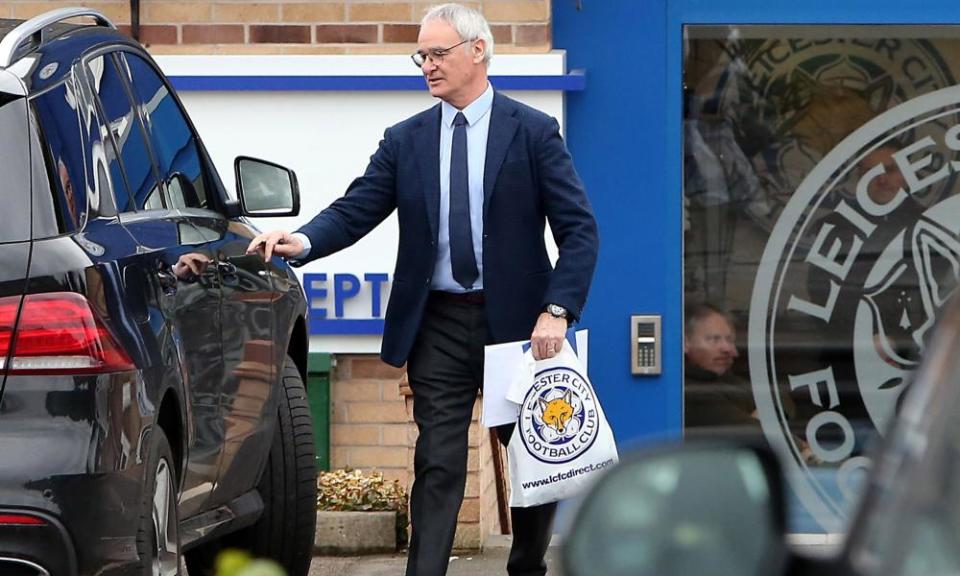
[{"left": 531, "top": 313, "right": 567, "bottom": 360}]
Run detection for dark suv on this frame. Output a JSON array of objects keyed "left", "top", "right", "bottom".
[{"left": 0, "top": 8, "right": 315, "bottom": 576}]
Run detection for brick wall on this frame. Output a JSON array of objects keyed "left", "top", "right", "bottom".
[
  {"left": 330, "top": 354, "right": 506, "bottom": 550},
  {"left": 3, "top": 0, "right": 552, "bottom": 54},
  {"left": 329, "top": 355, "right": 411, "bottom": 486}
]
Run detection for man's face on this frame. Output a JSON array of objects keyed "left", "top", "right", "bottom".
[
  {"left": 859, "top": 147, "right": 906, "bottom": 205},
  {"left": 417, "top": 19, "right": 482, "bottom": 106},
  {"left": 685, "top": 313, "right": 738, "bottom": 375},
  {"left": 58, "top": 158, "right": 78, "bottom": 226}
]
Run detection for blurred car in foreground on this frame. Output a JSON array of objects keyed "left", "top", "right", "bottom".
[{"left": 563, "top": 295, "right": 960, "bottom": 576}]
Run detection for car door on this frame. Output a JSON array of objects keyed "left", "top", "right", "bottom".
[
  {"left": 83, "top": 50, "right": 226, "bottom": 517},
  {"left": 115, "top": 52, "right": 278, "bottom": 506}
]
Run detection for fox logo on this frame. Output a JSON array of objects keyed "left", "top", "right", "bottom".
[
  {"left": 538, "top": 390, "right": 575, "bottom": 434},
  {"left": 520, "top": 367, "right": 598, "bottom": 463}
]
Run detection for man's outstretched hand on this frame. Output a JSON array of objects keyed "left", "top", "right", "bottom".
[{"left": 246, "top": 230, "right": 304, "bottom": 261}]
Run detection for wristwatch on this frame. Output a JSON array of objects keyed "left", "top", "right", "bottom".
[{"left": 546, "top": 303, "right": 569, "bottom": 320}]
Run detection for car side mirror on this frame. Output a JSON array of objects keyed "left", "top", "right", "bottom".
[
  {"left": 562, "top": 442, "right": 789, "bottom": 576},
  {"left": 234, "top": 156, "right": 300, "bottom": 217}
]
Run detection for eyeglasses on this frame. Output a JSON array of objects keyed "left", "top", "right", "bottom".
[{"left": 411, "top": 39, "right": 472, "bottom": 68}]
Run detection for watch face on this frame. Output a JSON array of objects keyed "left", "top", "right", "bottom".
[{"left": 548, "top": 304, "right": 567, "bottom": 318}]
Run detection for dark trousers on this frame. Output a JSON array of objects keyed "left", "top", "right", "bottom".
[{"left": 405, "top": 293, "right": 557, "bottom": 576}]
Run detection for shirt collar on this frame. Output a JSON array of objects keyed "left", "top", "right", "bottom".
[{"left": 442, "top": 83, "right": 494, "bottom": 128}]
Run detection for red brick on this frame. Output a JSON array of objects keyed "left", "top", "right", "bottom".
[
  {"left": 132, "top": 25, "right": 177, "bottom": 45},
  {"left": 351, "top": 356, "right": 406, "bottom": 379},
  {"left": 467, "top": 447, "right": 479, "bottom": 472},
  {"left": 349, "top": 446, "right": 408, "bottom": 468},
  {"left": 348, "top": 401, "right": 409, "bottom": 424},
  {"left": 331, "top": 446, "right": 350, "bottom": 468},
  {"left": 514, "top": 24, "right": 550, "bottom": 47},
  {"left": 468, "top": 422, "right": 482, "bottom": 448},
  {"left": 349, "top": 2, "right": 413, "bottom": 22},
  {"left": 384, "top": 378, "right": 405, "bottom": 399},
  {"left": 464, "top": 473, "right": 479, "bottom": 498},
  {"left": 314, "top": 24, "right": 378, "bottom": 43},
  {"left": 453, "top": 523, "right": 480, "bottom": 550},
  {"left": 331, "top": 424, "right": 380, "bottom": 446},
  {"left": 491, "top": 25, "right": 512, "bottom": 45},
  {"left": 332, "top": 380, "right": 382, "bottom": 402},
  {"left": 331, "top": 401, "right": 349, "bottom": 424},
  {"left": 182, "top": 24, "right": 244, "bottom": 44},
  {"left": 383, "top": 24, "right": 418, "bottom": 43},
  {"left": 381, "top": 424, "right": 408, "bottom": 446},
  {"left": 380, "top": 468, "right": 409, "bottom": 487},
  {"left": 249, "top": 24, "right": 310, "bottom": 44},
  {"left": 457, "top": 497, "right": 480, "bottom": 522}
]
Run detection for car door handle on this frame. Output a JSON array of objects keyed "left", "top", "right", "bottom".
[
  {"left": 217, "top": 261, "right": 238, "bottom": 277},
  {"left": 156, "top": 268, "right": 178, "bottom": 294}
]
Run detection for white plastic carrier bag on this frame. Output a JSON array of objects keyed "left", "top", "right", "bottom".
[{"left": 505, "top": 340, "right": 618, "bottom": 507}]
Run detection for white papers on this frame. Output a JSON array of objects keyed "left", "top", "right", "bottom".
[{"left": 482, "top": 329, "right": 587, "bottom": 428}]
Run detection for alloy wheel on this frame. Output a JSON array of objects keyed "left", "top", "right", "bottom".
[{"left": 151, "top": 458, "right": 179, "bottom": 576}]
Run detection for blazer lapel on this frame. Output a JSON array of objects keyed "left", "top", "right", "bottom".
[
  {"left": 413, "top": 105, "right": 442, "bottom": 242},
  {"left": 483, "top": 92, "right": 519, "bottom": 222}
]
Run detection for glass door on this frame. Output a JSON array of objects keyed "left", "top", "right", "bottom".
[{"left": 682, "top": 25, "right": 960, "bottom": 532}]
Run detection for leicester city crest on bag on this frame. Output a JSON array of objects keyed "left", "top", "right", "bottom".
[{"left": 517, "top": 366, "right": 601, "bottom": 465}]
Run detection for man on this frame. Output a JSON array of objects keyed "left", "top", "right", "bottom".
[
  {"left": 684, "top": 304, "right": 818, "bottom": 460},
  {"left": 683, "top": 304, "right": 759, "bottom": 429},
  {"left": 247, "top": 4, "right": 598, "bottom": 576}
]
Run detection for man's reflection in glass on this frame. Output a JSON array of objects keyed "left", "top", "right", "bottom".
[{"left": 683, "top": 90, "right": 767, "bottom": 304}]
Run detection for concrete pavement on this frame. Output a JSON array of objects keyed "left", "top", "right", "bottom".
[
  {"left": 309, "top": 537, "right": 564, "bottom": 576},
  {"left": 309, "top": 549, "right": 564, "bottom": 576},
  {"left": 307, "top": 537, "right": 840, "bottom": 576}
]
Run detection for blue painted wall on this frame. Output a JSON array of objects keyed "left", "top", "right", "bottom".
[
  {"left": 552, "top": 0, "right": 960, "bottom": 446},
  {"left": 553, "top": 1, "right": 679, "bottom": 447}
]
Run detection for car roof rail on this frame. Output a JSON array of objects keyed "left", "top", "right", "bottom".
[{"left": 0, "top": 7, "right": 116, "bottom": 69}]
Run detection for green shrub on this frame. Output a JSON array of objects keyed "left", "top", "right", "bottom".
[{"left": 317, "top": 469, "right": 409, "bottom": 547}]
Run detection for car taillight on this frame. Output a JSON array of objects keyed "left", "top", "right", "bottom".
[
  {"left": 0, "top": 292, "right": 134, "bottom": 374},
  {"left": 0, "top": 514, "right": 45, "bottom": 526}
]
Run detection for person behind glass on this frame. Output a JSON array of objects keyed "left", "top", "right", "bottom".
[
  {"left": 683, "top": 303, "right": 761, "bottom": 430},
  {"left": 684, "top": 304, "right": 817, "bottom": 459},
  {"left": 246, "top": 4, "right": 598, "bottom": 576}
]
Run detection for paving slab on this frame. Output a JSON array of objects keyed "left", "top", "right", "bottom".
[{"left": 309, "top": 544, "right": 564, "bottom": 576}]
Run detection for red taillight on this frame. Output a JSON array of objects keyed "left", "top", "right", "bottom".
[
  {"left": 0, "top": 293, "right": 134, "bottom": 374},
  {"left": 0, "top": 514, "right": 45, "bottom": 526}
]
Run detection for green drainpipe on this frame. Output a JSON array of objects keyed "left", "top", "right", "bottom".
[{"left": 307, "top": 352, "right": 332, "bottom": 471}]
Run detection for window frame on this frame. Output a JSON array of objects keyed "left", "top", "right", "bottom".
[
  {"left": 79, "top": 45, "right": 230, "bottom": 217},
  {"left": 79, "top": 47, "right": 164, "bottom": 215}
]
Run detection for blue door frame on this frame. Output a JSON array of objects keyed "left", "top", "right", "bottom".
[{"left": 552, "top": 0, "right": 960, "bottom": 447}]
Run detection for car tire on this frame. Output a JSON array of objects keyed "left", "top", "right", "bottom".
[
  {"left": 137, "top": 427, "right": 181, "bottom": 576},
  {"left": 185, "top": 357, "right": 316, "bottom": 576}
]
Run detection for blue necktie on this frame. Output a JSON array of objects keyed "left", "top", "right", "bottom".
[{"left": 450, "top": 112, "right": 479, "bottom": 290}]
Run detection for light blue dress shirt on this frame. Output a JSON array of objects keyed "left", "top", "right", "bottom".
[
  {"left": 292, "top": 84, "right": 494, "bottom": 294},
  {"left": 432, "top": 83, "right": 493, "bottom": 293}
]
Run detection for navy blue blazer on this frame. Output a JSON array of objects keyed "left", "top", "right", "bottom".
[{"left": 296, "top": 92, "right": 599, "bottom": 367}]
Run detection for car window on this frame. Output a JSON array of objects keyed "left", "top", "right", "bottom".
[
  {"left": 87, "top": 53, "right": 161, "bottom": 213},
  {"left": 118, "top": 52, "right": 212, "bottom": 211},
  {"left": 0, "top": 95, "right": 36, "bottom": 241},
  {"left": 30, "top": 80, "right": 88, "bottom": 233}
]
